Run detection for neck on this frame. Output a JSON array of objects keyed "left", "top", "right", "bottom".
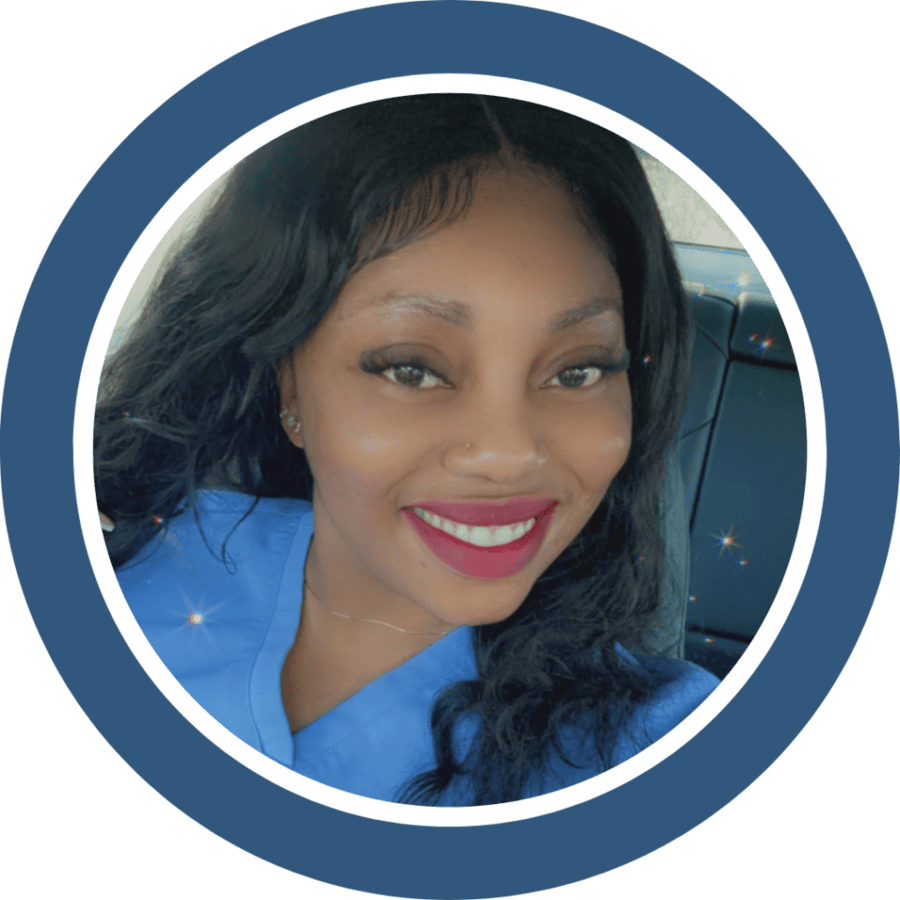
[{"left": 303, "top": 580, "right": 455, "bottom": 636}]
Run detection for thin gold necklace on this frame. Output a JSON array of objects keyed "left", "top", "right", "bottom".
[{"left": 303, "top": 581, "right": 455, "bottom": 636}]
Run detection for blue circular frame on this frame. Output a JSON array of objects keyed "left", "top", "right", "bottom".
[{"left": 3, "top": 2, "right": 897, "bottom": 897}]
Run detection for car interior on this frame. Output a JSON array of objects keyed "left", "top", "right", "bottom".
[
  {"left": 106, "top": 146, "right": 808, "bottom": 684},
  {"left": 655, "top": 242, "right": 807, "bottom": 680}
]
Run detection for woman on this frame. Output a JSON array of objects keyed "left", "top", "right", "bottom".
[{"left": 96, "top": 94, "right": 717, "bottom": 806}]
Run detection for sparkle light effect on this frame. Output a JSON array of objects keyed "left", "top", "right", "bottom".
[
  {"left": 744, "top": 330, "right": 781, "bottom": 357},
  {"left": 710, "top": 525, "right": 743, "bottom": 557},
  {"left": 641, "top": 354, "right": 653, "bottom": 367},
  {"left": 169, "top": 591, "right": 229, "bottom": 651}
]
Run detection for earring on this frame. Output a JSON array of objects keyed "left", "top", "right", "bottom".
[{"left": 279, "top": 406, "right": 302, "bottom": 436}]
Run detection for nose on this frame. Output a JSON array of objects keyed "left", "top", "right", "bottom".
[{"left": 441, "top": 390, "right": 547, "bottom": 483}]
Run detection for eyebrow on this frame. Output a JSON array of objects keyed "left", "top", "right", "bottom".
[
  {"left": 373, "top": 293, "right": 622, "bottom": 331},
  {"left": 548, "top": 296, "right": 623, "bottom": 332},
  {"left": 375, "top": 294, "right": 474, "bottom": 328}
]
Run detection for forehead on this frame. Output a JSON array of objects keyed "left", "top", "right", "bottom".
[{"left": 332, "top": 167, "right": 623, "bottom": 328}]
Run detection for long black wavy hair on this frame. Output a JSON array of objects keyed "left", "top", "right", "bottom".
[{"left": 95, "top": 94, "right": 693, "bottom": 805}]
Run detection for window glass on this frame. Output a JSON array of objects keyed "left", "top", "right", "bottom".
[{"left": 635, "top": 146, "right": 744, "bottom": 250}]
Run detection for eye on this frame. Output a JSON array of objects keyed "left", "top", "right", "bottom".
[
  {"left": 382, "top": 364, "right": 445, "bottom": 389},
  {"left": 544, "top": 350, "right": 631, "bottom": 389},
  {"left": 546, "top": 365, "right": 605, "bottom": 389},
  {"left": 359, "top": 348, "right": 452, "bottom": 390}
]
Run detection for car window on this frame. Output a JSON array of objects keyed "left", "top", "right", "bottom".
[
  {"left": 634, "top": 146, "right": 744, "bottom": 250},
  {"left": 107, "top": 180, "right": 224, "bottom": 358}
]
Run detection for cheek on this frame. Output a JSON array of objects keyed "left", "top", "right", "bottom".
[
  {"left": 299, "top": 378, "right": 431, "bottom": 508},
  {"left": 560, "top": 381, "right": 632, "bottom": 494}
]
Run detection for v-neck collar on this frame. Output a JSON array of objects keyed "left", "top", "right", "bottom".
[
  {"left": 246, "top": 500, "right": 478, "bottom": 796},
  {"left": 295, "top": 625, "right": 475, "bottom": 760}
]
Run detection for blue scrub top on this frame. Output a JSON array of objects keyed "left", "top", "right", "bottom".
[{"left": 117, "top": 491, "right": 718, "bottom": 805}]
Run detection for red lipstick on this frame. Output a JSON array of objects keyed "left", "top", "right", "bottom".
[
  {"left": 413, "top": 496, "right": 555, "bottom": 526},
  {"left": 403, "top": 497, "right": 557, "bottom": 580}
]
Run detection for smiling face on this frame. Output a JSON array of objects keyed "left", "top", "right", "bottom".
[{"left": 277, "top": 165, "right": 632, "bottom": 631}]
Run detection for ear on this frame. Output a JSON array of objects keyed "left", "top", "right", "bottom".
[{"left": 275, "top": 356, "right": 304, "bottom": 448}]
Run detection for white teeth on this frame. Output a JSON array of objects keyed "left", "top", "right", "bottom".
[{"left": 413, "top": 508, "right": 537, "bottom": 547}]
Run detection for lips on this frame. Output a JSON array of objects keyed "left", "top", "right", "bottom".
[
  {"left": 413, "top": 496, "right": 556, "bottom": 526},
  {"left": 403, "top": 497, "right": 558, "bottom": 580}
]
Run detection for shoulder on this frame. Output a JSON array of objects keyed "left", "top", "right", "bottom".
[
  {"left": 531, "top": 653, "right": 719, "bottom": 796},
  {"left": 112, "top": 491, "right": 313, "bottom": 755},
  {"left": 118, "top": 490, "right": 312, "bottom": 575},
  {"left": 116, "top": 488, "right": 313, "bottom": 620},
  {"left": 624, "top": 652, "right": 720, "bottom": 743}
]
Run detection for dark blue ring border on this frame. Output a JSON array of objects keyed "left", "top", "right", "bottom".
[{"left": 3, "top": 3, "right": 897, "bottom": 897}]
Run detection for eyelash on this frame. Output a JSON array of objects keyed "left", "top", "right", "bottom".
[{"left": 361, "top": 354, "right": 630, "bottom": 391}]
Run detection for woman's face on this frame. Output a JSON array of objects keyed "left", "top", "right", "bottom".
[{"left": 278, "top": 166, "right": 632, "bottom": 629}]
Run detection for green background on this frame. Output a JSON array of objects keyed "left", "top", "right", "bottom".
[{"left": 0, "top": 0, "right": 900, "bottom": 900}]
